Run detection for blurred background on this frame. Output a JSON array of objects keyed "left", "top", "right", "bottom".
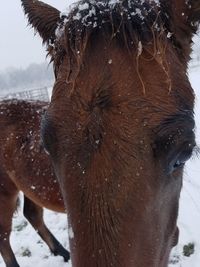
[{"left": 0, "top": 0, "right": 74, "bottom": 96}]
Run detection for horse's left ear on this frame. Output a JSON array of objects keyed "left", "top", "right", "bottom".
[{"left": 21, "top": 0, "right": 61, "bottom": 44}]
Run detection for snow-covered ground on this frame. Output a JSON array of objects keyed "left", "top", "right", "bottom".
[{"left": 0, "top": 66, "right": 199, "bottom": 267}]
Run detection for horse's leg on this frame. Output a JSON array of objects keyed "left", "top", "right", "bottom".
[
  {"left": 0, "top": 179, "right": 20, "bottom": 267},
  {"left": 23, "top": 196, "right": 70, "bottom": 262}
]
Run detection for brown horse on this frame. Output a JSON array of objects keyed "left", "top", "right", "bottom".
[
  {"left": 22, "top": 0, "right": 200, "bottom": 266},
  {"left": 0, "top": 99, "right": 69, "bottom": 267}
]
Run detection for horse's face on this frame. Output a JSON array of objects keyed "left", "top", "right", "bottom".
[
  {"left": 43, "top": 37, "right": 195, "bottom": 266},
  {"left": 22, "top": 1, "right": 200, "bottom": 266}
]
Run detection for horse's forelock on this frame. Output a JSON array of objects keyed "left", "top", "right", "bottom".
[{"left": 51, "top": 0, "right": 170, "bottom": 83}]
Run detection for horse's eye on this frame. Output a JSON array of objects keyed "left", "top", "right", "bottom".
[
  {"left": 168, "top": 142, "right": 195, "bottom": 174},
  {"left": 173, "top": 159, "right": 185, "bottom": 169}
]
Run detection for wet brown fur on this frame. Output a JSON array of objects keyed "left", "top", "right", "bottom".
[{"left": 21, "top": 0, "right": 200, "bottom": 267}]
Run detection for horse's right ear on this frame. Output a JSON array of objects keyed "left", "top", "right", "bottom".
[
  {"left": 167, "top": 1, "right": 200, "bottom": 47},
  {"left": 21, "top": 0, "right": 61, "bottom": 44}
]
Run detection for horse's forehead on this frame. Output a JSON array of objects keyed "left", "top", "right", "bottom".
[
  {"left": 53, "top": 0, "right": 183, "bottom": 75},
  {"left": 79, "top": 39, "right": 191, "bottom": 90},
  {"left": 54, "top": 36, "right": 194, "bottom": 117},
  {"left": 52, "top": 0, "right": 194, "bottom": 118}
]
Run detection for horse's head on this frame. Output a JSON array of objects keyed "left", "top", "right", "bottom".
[{"left": 21, "top": 1, "right": 200, "bottom": 266}]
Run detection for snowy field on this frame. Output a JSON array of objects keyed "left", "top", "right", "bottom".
[{"left": 0, "top": 66, "right": 199, "bottom": 267}]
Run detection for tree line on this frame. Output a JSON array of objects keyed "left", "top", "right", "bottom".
[{"left": 0, "top": 62, "right": 54, "bottom": 94}]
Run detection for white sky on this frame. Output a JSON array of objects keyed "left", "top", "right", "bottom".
[{"left": 0, "top": 0, "right": 74, "bottom": 72}]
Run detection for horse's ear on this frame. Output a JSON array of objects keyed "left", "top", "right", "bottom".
[
  {"left": 187, "top": 1, "right": 200, "bottom": 29},
  {"left": 168, "top": 1, "right": 200, "bottom": 44},
  {"left": 21, "top": 0, "right": 61, "bottom": 44}
]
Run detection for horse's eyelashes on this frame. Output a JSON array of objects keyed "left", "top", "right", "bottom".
[
  {"left": 157, "top": 147, "right": 193, "bottom": 176},
  {"left": 153, "top": 112, "right": 195, "bottom": 159},
  {"left": 165, "top": 141, "right": 196, "bottom": 175},
  {"left": 153, "top": 120, "right": 196, "bottom": 175}
]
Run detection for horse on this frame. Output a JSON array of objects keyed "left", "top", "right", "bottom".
[
  {"left": 21, "top": 0, "right": 200, "bottom": 266},
  {"left": 0, "top": 99, "right": 69, "bottom": 267}
]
